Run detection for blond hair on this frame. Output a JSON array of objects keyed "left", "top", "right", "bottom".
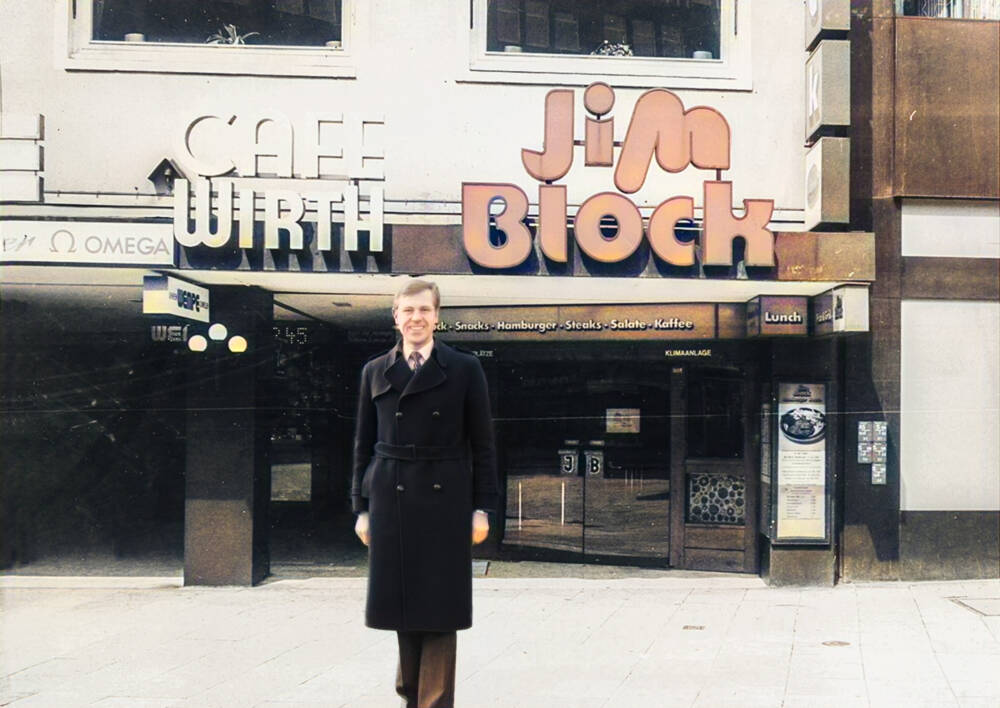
[{"left": 392, "top": 279, "right": 440, "bottom": 316}]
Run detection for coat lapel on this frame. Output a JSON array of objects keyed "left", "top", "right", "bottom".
[
  {"left": 382, "top": 355, "right": 413, "bottom": 395},
  {"left": 401, "top": 353, "right": 446, "bottom": 398}
]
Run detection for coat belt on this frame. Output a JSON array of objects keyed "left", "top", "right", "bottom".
[{"left": 374, "top": 442, "right": 466, "bottom": 461}]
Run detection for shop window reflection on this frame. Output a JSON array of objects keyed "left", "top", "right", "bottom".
[{"left": 269, "top": 324, "right": 339, "bottom": 503}]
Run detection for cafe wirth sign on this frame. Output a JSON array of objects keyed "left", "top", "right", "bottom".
[
  {"left": 169, "top": 85, "right": 777, "bottom": 273},
  {"left": 171, "top": 112, "right": 385, "bottom": 252},
  {"left": 462, "top": 83, "right": 775, "bottom": 269}
]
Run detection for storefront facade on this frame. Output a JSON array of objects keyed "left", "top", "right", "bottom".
[{"left": 1, "top": 1, "right": 996, "bottom": 585}]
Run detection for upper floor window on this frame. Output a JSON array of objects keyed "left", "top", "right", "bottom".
[
  {"left": 487, "top": 0, "right": 721, "bottom": 60},
  {"left": 899, "top": 0, "right": 1000, "bottom": 18},
  {"left": 59, "top": 0, "right": 355, "bottom": 77},
  {"left": 91, "top": 0, "right": 342, "bottom": 47},
  {"left": 468, "top": 0, "right": 750, "bottom": 90}
]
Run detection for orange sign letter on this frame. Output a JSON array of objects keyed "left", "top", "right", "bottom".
[
  {"left": 573, "top": 193, "right": 643, "bottom": 263},
  {"left": 615, "top": 90, "right": 731, "bottom": 193},
  {"left": 647, "top": 196, "right": 695, "bottom": 266},
  {"left": 462, "top": 183, "right": 533, "bottom": 268},
  {"left": 521, "top": 90, "right": 574, "bottom": 182},
  {"left": 702, "top": 181, "right": 775, "bottom": 267}
]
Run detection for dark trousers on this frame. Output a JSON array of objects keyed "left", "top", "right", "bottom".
[{"left": 395, "top": 630, "right": 457, "bottom": 708}]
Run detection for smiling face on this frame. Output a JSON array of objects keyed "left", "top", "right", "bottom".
[{"left": 393, "top": 288, "right": 439, "bottom": 350}]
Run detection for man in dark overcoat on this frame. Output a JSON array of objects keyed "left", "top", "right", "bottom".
[{"left": 352, "top": 279, "right": 498, "bottom": 708}]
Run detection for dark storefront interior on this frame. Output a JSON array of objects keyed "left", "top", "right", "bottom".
[
  {"left": 264, "top": 334, "right": 770, "bottom": 572},
  {"left": 2, "top": 291, "right": 845, "bottom": 579},
  {"left": 491, "top": 346, "right": 753, "bottom": 569}
]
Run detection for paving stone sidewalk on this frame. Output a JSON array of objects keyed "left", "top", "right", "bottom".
[{"left": 2, "top": 572, "right": 999, "bottom": 708}]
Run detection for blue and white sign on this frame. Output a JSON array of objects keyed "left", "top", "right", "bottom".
[{"left": 143, "top": 275, "right": 210, "bottom": 323}]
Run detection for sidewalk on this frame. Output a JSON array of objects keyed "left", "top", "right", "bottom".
[{"left": 2, "top": 571, "right": 999, "bottom": 708}]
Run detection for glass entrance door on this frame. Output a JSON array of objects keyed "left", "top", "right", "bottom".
[
  {"left": 581, "top": 373, "right": 671, "bottom": 562},
  {"left": 499, "top": 361, "right": 584, "bottom": 558},
  {"left": 498, "top": 358, "right": 671, "bottom": 563}
]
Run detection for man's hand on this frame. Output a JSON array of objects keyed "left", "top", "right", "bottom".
[
  {"left": 472, "top": 510, "right": 489, "bottom": 545},
  {"left": 355, "top": 512, "right": 370, "bottom": 546}
]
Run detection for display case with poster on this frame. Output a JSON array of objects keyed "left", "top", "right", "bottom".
[{"left": 763, "top": 382, "right": 833, "bottom": 544}]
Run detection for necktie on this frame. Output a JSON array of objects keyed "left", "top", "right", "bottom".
[{"left": 408, "top": 352, "right": 423, "bottom": 371}]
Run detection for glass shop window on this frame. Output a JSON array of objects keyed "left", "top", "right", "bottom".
[
  {"left": 91, "top": 0, "right": 342, "bottom": 46},
  {"left": 898, "top": 0, "right": 1000, "bottom": 18},
  {"left": 686, "top": 369, "right": 743, "bottom": 459},
  {"left": 487, "top": 0, "right": 721, "bottom": 60}
]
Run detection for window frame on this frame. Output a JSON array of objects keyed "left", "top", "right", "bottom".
[
  {"left": 56, "top": 0, "right": 357, "bottom": 78},
  {"left": 464, "top": 0, "right": 752, "bottom": 90}
]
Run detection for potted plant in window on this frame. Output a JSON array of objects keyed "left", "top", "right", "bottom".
[
  {"left": 590, "top": 40, "right": 633, "bottom": 56},
  {"left": 206, "top": 25, "right": 259, "bottom": 45}
]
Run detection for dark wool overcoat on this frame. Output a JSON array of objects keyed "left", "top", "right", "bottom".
[{"left": 352, "top": 340, "right": 498, "bottom": 632}]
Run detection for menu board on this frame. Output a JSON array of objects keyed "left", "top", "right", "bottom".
[{"left": 775, "top": 383, "right": 828, "bottom": 542}]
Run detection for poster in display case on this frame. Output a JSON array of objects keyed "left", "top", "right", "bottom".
[{"left": 771, "top": 382, "right": 831, "bottom": 544}]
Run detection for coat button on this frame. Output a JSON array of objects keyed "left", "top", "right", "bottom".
[
  {"left": 432, "top": 483, "right": 442, "bottom": 491},
  {"left": 395, "top": 411, "right": 403, "bottom": 419},
  {"left": 396, "top": 484, "right": 405, "bottom": 492}
]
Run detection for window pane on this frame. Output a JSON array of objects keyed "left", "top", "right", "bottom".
[
  {"left": 686, "top": 368, "right": 743, "bottom": 459},
  {"left": 486, "top": 0, "right": 722, "bottom": 59},
  {"left": 92, "top": 0, "right": 342, "bottom": 46},
  {"left": 901, "top": 0, "right": 1000, "bottom": 17}
]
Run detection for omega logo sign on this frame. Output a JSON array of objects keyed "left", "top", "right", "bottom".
[
  {"left": 462, "top": 83, "right": 775, "bottom": 269},
  {"left": 47, "top": 229, "right": 171, "bottom": 257}
]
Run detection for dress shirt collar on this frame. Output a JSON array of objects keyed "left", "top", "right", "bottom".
[{"left": 394, "top": 338, "right": 434, "bottom": 367}]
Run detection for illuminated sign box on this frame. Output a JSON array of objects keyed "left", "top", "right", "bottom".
[
  {"left": 812, "top": 284, "right": 870, "bottom": 335},
  {"left": 143, "top": 275, "right": 211, "bottom": 323},
  {"left": 805, "top": 40, "right": 850, "bottom": 143},
  {"left": 805, "top": 0, "right": 850, "bottom": 51},
  {"left": 805, "top": 137, "right": 850, "bottom": 230},
  {"left": 746, "top": 296, "right": 809, "bottom": 337}
]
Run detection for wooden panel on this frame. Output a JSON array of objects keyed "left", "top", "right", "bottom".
[
  {"left": 392, "top": 224, "right": 469, "bottom": 274},
  {"left": 685, "top": 458, "right": 743, "bottom": 472},
  {"left": 683, "top": 548, "right": 745, "bottom": 572},
  {"left": 773, "top": 231, "right": 876, "bottom": 282},
  {"left": 684, "top": 525, "right": 744, "bottom": 550},
  {"left": 894, "top": 18, "right": 1000, "bottom": 198},
  {"left": 901, "top": 257, "right": 1000, "bottom": 300},
  {"left": 717, "top": 303, "right": 745, "bottom": 338}
]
